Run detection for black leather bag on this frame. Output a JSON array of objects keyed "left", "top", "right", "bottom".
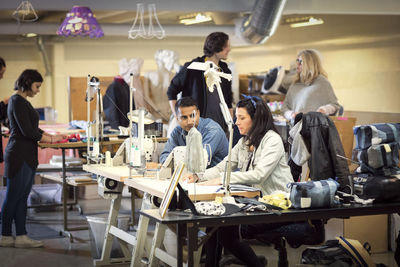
[{"left": 351, "top": 174, "right": 400, "bottom": 202}]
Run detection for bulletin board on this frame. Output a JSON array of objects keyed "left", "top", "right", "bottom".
[
  {"left": 69, "top": 76, "right": 114, "bottom": 121},
  {"left": 68, "top": 76, "right": 146, "bottom": 122}
]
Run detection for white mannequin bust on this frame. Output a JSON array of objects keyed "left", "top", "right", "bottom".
[
  {"left": 119, "top": 58, "right": 143, "bottom": 84},
  {"left": 143, "top": 49, "right": 180, "bottom": 122}
]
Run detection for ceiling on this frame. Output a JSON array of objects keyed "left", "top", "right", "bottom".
[{"left": 0, "top": 0, "right": 399, "bottom": 38}]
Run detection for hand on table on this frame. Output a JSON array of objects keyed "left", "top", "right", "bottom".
[
  {"left": 51, "top": 134, "right": 67, "bottom": 143},
  {"left": 198, "top": 177, "right": 222, "bottom": 186},
  {"left": 183, "top": 173, "right": 199, "bottom": 184}
]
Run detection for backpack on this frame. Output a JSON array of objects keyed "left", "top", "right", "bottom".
[{"left": 301, "top": 236, "right": 377, "bottom": 266}]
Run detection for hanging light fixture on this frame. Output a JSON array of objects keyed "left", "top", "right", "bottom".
[
  {"left": 57, "top": 6, "right": 104, "bottom": 38},
  {"left": 128, "top": 3, "right": 165, "bottom": 40},
  {"left": 179, "top": 13, "right": 213, "bottom": 25},
  {"left": 285, "top": 16, "right": 324, "bottom": 28},
  {"left": 13, "top": 1, "right": 39, "bottom": 23}
]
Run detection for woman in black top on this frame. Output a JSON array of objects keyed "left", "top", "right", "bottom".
[{"left": 0, "top": 69, "right": 64, "bottom": 248}]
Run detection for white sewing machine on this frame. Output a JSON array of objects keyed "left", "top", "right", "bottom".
[{"left": 157, "top": 146, "right": 209, "bottom": 180}]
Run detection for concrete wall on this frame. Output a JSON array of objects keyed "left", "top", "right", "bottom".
[{"left": 0, "top": 14, "right": 399, "bottom": 123}]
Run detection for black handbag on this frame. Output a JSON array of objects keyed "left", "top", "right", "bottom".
[{"left": 351, "top": 174, "right": 400, "bottom": 202}]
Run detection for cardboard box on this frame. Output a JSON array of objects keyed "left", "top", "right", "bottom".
[
  {"left": 78, "top": 184, "right": 101, "bottom": 200},
  {"left": 331, "top": 116, "right": 357, "bottom": 161}
]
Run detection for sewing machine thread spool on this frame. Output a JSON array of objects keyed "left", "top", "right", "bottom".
[
  {"left": 105, "top": 151, "right": 111, "bottom": 166},
  {"left": 131, "top": 145, "right": 141, "bottom": 167}
]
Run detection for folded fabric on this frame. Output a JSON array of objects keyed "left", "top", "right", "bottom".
[
  {"left": 354, "top": 123, "right": 400, "bottom": 149},
  {"left": 229, "top": 184, "right": 260, "bottom": 192},
  {"left": 194, "top": 202, "right": 242, "bottom": 216},
  {"left": 195, "top": 201, "right": 225, "bottom": 216}
]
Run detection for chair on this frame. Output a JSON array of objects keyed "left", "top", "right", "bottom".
[{"left": 219, "top": 220, "right": 325, "bottom": 267}]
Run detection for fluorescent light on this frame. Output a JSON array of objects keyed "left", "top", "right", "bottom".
[
  {"left": 179, "top": 13, "right": 212, "bottom": 25},
  {"left": 24, "top": 33, "right": 37, "bottom": 37},
  {"left": 290, "top": 17, "right": 324, "bottom": 28}
]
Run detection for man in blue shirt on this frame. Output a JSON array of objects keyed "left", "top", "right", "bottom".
[{"left": 160, "top": 97, "right": 228, "bottom": 168}]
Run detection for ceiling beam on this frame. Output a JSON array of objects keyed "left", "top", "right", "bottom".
[
  {"left": 2, "top": 0, "right": 399, "bottom": 14},
  {"left": 0, "top": 22, "right": 234, "bottom": 37},
  {"left": 0, "top": 0, "right": 254, "bottom": 12}
]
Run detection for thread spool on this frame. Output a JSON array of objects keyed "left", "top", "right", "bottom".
[{"left": 105, "top": 151, "right": 111, "bottom": 166}]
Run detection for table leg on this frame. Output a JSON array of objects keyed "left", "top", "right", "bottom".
[
  {"left": 186, "top": 223, "right": 198, "bottom": 267},
  {"left": 59, "top": 148, "right": 88, "bottom": 242},
  {"left": 94, "top": 182, "right": 131, "bottom": 266},
  {"left": 176, "top": 223, "right": 184, "bottom": 267},
  {"left": 129, "top": 187, "right": 135, "bottom": 226},
  {"left": 131, "top": 192, "right": 153, "bottom": 266}
]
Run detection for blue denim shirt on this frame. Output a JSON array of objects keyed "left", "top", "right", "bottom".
[{"left": 160, "top": 118, "right": 228, "bottom": 167}]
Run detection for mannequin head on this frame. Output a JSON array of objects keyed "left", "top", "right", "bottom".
[
  {"left": 119, "top": 58, "right": 144, "bottom": 84},
  {"left": 154, "top": 49, "right": 180, "bottom": 73}
]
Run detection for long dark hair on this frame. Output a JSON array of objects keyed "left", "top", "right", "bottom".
[
  {"left": 14, "top": 69, "right": 43, "bottom": 92},
  {"left": 237, "top": 97, "right": 278, "bottom": 149},
  {"left": 0, "top": 57, "right": 5, "bottom": 68}
]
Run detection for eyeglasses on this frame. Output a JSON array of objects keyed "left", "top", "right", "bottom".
[{"left": 296, "top": 58, "right": 303, "bottom": 65}]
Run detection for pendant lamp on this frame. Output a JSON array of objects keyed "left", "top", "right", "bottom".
[{"left": 57, "top": 6, "right": 104, "bottom": 38}]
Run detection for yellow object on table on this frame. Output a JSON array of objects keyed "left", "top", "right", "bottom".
[{"left": 260, "top": 192, "right": 292, "bottom": 210}]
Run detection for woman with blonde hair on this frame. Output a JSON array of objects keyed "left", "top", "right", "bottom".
[{"left": 282, "top": 49, "right": 340, "bottom": 121}]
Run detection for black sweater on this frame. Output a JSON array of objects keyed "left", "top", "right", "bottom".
[
  {"left": 4, "top": 94, "right": 43, "bottom": 178},
  {"left": 103, "top": 78, "right": 135, "bottom": 129},
  {"left": 0, "top": 101, "right": 7, "bottom": 162},
  {"left": 167, "top": 56, "right": 232, "bottom": 123}
]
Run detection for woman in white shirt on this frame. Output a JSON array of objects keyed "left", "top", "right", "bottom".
[{"left": 187, "top": 95, "right": 293, "bottom": 266}]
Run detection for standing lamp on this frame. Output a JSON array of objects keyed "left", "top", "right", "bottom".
[
  {"left": 127, "top": 74, "right": 156, "bottom": 175},
  {"left": 57, "top": 6, "right": 104, "bottom": 38},
  {"left": 187, "top": 61, "right": 234, "bottom": 201},
  {"left": 85, "top": 75, "right": 104, "bottom": 164}
]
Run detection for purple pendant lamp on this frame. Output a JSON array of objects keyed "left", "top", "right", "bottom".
[{"left": 57, "top": 6, "right": 104, "bottom": 38}]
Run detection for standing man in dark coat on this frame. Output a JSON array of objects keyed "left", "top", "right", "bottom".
[{"left": 167, "top": 32, "right": 233, "bottom": 132}]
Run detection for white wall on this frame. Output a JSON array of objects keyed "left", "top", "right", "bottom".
[{"left": 0, "top": 14, "right": 399, "bottom": 123}]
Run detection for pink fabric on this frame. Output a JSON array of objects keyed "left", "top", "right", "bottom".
[{"left": 0, "top": 136, "right": 75, "bottom": 176}]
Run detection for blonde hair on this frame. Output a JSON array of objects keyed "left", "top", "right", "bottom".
[{"left": 294, "top": 49, "right": 327, "bottom": 85}]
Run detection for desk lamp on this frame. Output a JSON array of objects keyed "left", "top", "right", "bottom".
[
  {"left": 85, "top": 75, "right": 104, "bottom": 164},
  {"left": 187, "top": 61, "right": 234, "bottom": 201}
]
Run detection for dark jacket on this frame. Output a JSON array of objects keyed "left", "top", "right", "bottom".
[
  {"left": 167, "top": 56, "right": 233, "bottom": 116},
  {"left": 0, "top": 101, "right": 7, "bottom": 162},
  {"left": 5, "top": 94, "right": 43, "bottom": 178},
  {"left": 103, "top": 77, "right": 135, "bottom": 129},
  {"left": 300, "top": 112, "right": 350, "bottom": 188}
]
